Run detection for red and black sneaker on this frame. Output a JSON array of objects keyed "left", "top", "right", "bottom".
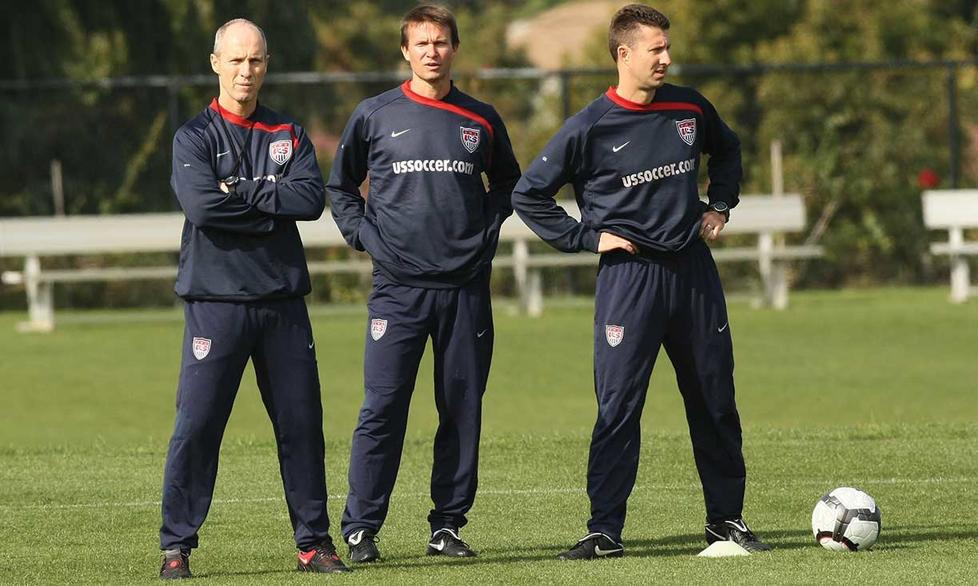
[
  {"left": 297, "top": 538, "right": 352, "bottom": 573},
  {"left": 159, "top": 549, "right": 191, "bottom": 580}
]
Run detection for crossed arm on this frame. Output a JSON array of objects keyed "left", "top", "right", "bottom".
[{"left": 172, "top": 128, "right": 325, "bottom": 234}]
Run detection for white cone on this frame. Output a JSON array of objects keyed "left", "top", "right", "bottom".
[{"left": 697, "top": 541, "right": 751, "bottom": 557}]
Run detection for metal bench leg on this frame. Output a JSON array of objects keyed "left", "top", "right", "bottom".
[
  {"left": 758, "top": 233, "right": 774, "bottom": 308},
  {"left": 757, "top": 233, "right": 791, "bottom": 309},
  {"left": 513, "top": 239, "right": 530, "bottom": 314},
  {"left": 20, "top": 256, "right": 55, "bottom": 332},
  {"left": 527, "top": 270, "right": 543, "bottom": 317},
  {"left": 770, "top": 261, "right": 789, "bottom": 310},
  {"left": 950, "top": 255, "right": 970, "bottom": 303},
  {"left": 947, "top": 228, "right": 970, "bottom": 303}
]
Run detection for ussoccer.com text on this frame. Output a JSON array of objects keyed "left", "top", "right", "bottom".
[
  {"left": 621, "top": 158, "right": 697, "bottom": 187},
  {"left": 392, "top": 159, "right": 476, "bottom": 175}
]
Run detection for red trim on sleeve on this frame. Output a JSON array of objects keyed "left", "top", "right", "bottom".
[
  {"left": 209, "top": 98, "right": 298, "bottom": 147},
  {"left": 399, "top": 81, "right": 495, "bottom": 139},
  {"left": 604, "top": 87, "right": 703, "bottom": 115}
]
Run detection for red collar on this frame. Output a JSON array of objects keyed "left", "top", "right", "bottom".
[
  {"left": 400, "top": 80, "right": 453, "bottom": 107},
  {"left": 208, "top": 98, "right": 297, "bottom": 146},
  {"left": 209, "top": 98, "right": 257, "bottom": 128},
  {"left": 604, "top": 87, "right": 659, "bottom": 111},
  {"left": 399, "top": 80, "right": 495, "bottom": 139},
  {"left": 604, "top": 87, "right": 703, "bottom": 115}
]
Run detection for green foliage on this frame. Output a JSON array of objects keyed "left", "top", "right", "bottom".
[
  {"left": 308, "top": 3, "right": 402, "bottom": 73},
  {"left": 751, "top": 0, "right": 977, "bottom": 283},
  {"left": 2, "top": 1, "right": 978, "bottom": 299},
  {"left": 571, "top": 0, "right": 978, "bottom": 285}
]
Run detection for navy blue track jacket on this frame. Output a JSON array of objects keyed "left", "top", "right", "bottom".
[
  {"left": 512, "top": 85, "right": 741, "bottom": 254},
  {"left": 326, "top": 81, "right": 521, "bottom": 288},
  {"left": 171, "top": 99, "right": 325, "bottom": 300}
]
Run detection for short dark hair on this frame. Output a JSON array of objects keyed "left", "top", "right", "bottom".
[
  {"left": 608, "top": 4, "right": 670, "bottom": 61},
  {"left": 400, "top": 4, "right": 460, "bottom": 48}
]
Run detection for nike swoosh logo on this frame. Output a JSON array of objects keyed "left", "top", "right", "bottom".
[
  {"left": 348, "top": 530, "right": 363, "bottom": 545},
  {"left": 718, "top": 323, "right": 728, "bottom": 333},
  {"left": 594, "top": 545, "right": 623, "bottom": 556},
  {"left": 477, "top": 329, "right": 488, "bottom": 338},
  {"left": 429, "top": 540, "right": 446, "bottom": 551},
  {"left": 727, "top": 520, "right": 748, "bottom": 532},
  {"left": 705, "top": 527, "right": 726, "bottom": 540},
  {"left": 391, "top": 129, "right": 411, "bottom": 137},
  {"left": 216, "top": 150, "right": 231, "bottom": 158},
  {"left": 612, "top": 141, "right": 630, "bottom": 153},
  {"left": 308, "top": 342, "right": 315, "bottom": 349}
]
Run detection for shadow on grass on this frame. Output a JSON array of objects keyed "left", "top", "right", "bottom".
[
  {"left": 365, "top": 546, "right": 561, "bottom": 571},
  {"left": 342, "top": 531, "right": 821, "bottom": 571},
  {"left": 200, "top": 524, "right": 964, "bottom": 576},
  {"left": 875, "top": 524, "right": 977, "bottom": 547},
  {"left": 604, "top": 528, "right": 815, "bottom": 556},
  {"left": 322, "top": 531, "right": 802, "bottom": 572},
  {"left": 196, "top": 569, "right": 303, "bottom": 579},
  {"left": 629, "top": 522, "right": 977, "bottom": 555}
]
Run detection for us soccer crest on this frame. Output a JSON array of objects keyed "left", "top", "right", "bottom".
[
  {"left": 370, "top": 319, "right": 388, "bottom": 341},
  {"left": 460, "top": 127, "right": 480, "bottom": 153},
  {"left": 605, "top": 325, "right": 624, "bottom": 347},
  {"left": 269, "top": 139, "right": 293, "bottom": 165},
  {"left": 676, "top": 118, "right": 696, "bottom": 146},
  {"left": 192, "top": 337, "right": 211, "bottom": 360}
]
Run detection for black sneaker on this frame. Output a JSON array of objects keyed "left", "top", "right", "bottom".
[
  {"left": 159, "top": 549, "right": 191, "bottom": 580},
  {"left": 556, "top": 532, "right": 624, "bottom": 560},
  {"left": 297, "top": 538, "right": 353, "bottom": 573},
  {"left": 347, "top": 529, "right": 381, "bottom": 563},
  {"left": 426, "top": 528, "right": 477, "bottom": 557},
  {"left": 705, "top": 518, "right": 772, "bottom": 552}
]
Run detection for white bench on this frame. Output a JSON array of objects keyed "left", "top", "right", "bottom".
[
  {"left": 503, "top": 194, "right": 821, "bottom": 315},
  {"left": 1, "top": 194, "right": 819, "bottom": 330},
  {"left": 0, "top": 214, "right": 369, "bottom": 331},
  {"left": 922, "top": 189, "right": 978, "bottom": 303}
]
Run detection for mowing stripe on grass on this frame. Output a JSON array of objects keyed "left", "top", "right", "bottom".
[{"left": 3, "top": 476, "right": 971, "bottom": 511}]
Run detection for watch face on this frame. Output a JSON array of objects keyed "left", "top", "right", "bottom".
[
  {"left": 222, "top": 175, "right": 239, "bottom": 185},
  {"left": 712, "top": 202, "right": 728, "bottom": 212}
]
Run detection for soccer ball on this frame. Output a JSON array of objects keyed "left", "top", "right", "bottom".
[{"left": 811, "top": 487, "right": 881, "bottom": 551}]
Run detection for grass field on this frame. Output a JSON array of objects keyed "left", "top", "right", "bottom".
[{"left": 1, "top": 287, "right": 976, "bottom": 584}]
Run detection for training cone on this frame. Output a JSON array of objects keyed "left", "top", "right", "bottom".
[{"left": 697, "top": 541, "right": 750, "bottom": 557}]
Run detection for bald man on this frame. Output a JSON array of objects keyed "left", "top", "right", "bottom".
[{"left": 158, "top": 19, "right": 349, "bottom": 578}]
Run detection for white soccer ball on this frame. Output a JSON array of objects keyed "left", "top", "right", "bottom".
[{"left": 811, "top": 487, "right": 881, "bottom": 551}]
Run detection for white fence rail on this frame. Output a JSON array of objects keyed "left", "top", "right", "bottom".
[{"left": 1, "top": 195, "right": 819, "bottom": 331}]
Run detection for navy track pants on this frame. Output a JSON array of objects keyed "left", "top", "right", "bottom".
[
  {"left": 342, "top": 270, "right": 493, "bottom": 538},
  {"left": 160, "top": 298, "right": 331, "bottom": 551},
  {"left": 587, "top": 243, "right": 746, "bottom": 542}
]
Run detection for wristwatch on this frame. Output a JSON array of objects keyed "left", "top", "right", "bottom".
[
  {"left": 222, "top": 175, "right": 240, "bottom": 195},
  {"left": 707, "top": 201, "right": 730, "bottom": 222}
]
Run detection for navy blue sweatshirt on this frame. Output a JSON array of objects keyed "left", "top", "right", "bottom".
[
  {"left": 512, "top": 84, "right": 741, "bottom": 255},
  {"left": 326, "top": 81, "right": 521, "bottom": 288},
  {"left": 171, "top": 99, "right": 325, "bottom": 300}
]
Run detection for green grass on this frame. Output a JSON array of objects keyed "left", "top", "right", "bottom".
[{"left": 1, "top": 287, "right": 976, "bottom": 584}]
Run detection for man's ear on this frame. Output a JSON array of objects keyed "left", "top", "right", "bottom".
[
  {"left": 400, "top": 45, "right": 410, "bottom": 62},
  {"left": 210, "top": 53, "right": 220, "bottom": 74}
]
